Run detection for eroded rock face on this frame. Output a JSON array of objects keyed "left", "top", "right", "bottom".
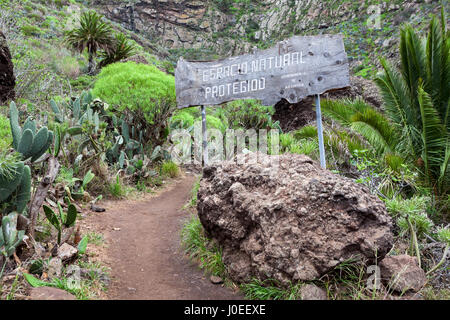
[
  {"left": 197, "top": 153, "right": 393, "bottom": 285},
  {"left": 95, "top": 0, "right": 425, "bottom": 57},
  {"left": 0, "top": 30, "right": 15, "bottom": 103}
]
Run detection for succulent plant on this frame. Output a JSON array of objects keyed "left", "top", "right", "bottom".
[
  {"left": 106, "top": 115, "right": 145, "bottom": 167},
  {"left": 70, "top": 170, "right": 95, "bottom": 200},
  {"left": 0, "top": 156, "right": 31, "bottom": 215},
  {"left": 9, "top": 102, "right": 54, "bottom": 162},
  {"left": 43, "top": 202, "right": 78, "bottom": 245},
  {"left": 0, "top": 212, "right": 25, "bottom": 258}
]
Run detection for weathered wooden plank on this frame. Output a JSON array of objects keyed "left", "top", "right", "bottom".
[{"left": 175, "top": 34, "right": 350, "bottom": 108}]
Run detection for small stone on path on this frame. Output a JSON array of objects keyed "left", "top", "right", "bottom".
[{"left": 210, "top": 275, "right": 224, "bottom": 284}]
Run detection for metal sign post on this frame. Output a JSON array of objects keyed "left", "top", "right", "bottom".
[
  {"left": 315, "top": 95, "right": 326, "bottom": 169},
  {"left": 201, "top": 105, "right": 208, "bottom": 166}
]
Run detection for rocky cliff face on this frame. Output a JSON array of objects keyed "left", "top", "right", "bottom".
[
  {"left": 94, "top": 0, "right": 445, "bottom": 66},
  {"left": 0, "top": 30, "right": 15, "bottom": 103}
]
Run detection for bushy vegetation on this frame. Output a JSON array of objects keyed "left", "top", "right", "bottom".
[
  {"left": 98, "top": 33, "right": 137, "bottom": 68},
  {"left": 92, "top": 62, "right": 176, "bottom": 146},
  {"left": 222, "top": 99, "right": 279, "bottom": 130},
  {"left": 375, "top": 13, "right": 449, "bottom": 200},
  {"left": 321, "top": 13, "right": 449, "bottom": 210},
  {"left": 181, "top": 214, "right": 227, "bottom": 279},
  {"left": 0, "top": 114, "right": 12, "bottom": 150},
  {"left": 0, "top": 0, "right": 183, "bottom": 300}
]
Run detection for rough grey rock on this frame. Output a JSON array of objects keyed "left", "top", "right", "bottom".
[
  {"left": 0, "top": 30, "right": 15, "bottom": 102},
  {"left": 197, "top": 153, "right": 393, "bottom": 285},
  {"left": 380, "top": 255, "right": 427, "bottom": 293},
  {"left": 47, "top": 258, "right": 62, "bottom": 279},
  {"left": 29, "top": 287, "right": 76, "bottom": 300},
  {"left": 299, "top": 284, "right": 328, "bottom": 300},
  {"left": 56, "top": 243, "right": 78, "bottom": 262}
]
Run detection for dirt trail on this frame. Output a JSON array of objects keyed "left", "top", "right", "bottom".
[{"left": 88, "top": 174, "right": 241, "bottom": 300}]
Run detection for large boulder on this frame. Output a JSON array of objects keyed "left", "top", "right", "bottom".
[
  {"left": 0, "top": 30, "right": 15, "bottom": 103},
  {"left": 197, "top": 153, "right": 394, "bottom": 285}
]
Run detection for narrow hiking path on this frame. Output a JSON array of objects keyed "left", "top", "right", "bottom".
[{"left": 85, "top": 174, "right": 241, "bottom": 300}]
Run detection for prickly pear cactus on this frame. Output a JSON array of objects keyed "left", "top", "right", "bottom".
[
  {"left": 9, "top": 102, "right": 54, "bottom": 162},
  {"left": 0, "top": 212, "right": 25, "bottom": 258},
  {"left": 0, "top": 158, "right": 31, "bottom": 215}
]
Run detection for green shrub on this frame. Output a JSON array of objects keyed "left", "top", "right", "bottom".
[
  {"left": 398, "top": 212, "right": 434, "bottom": 238},
  {"left": 161, "top": 160, "right": 180, "bottom": 178},
  {"left": 92, "top": 62, "right": 176, "bottom": 145},
  {"left": 169, "top": 111, "right": 195, "bottom": 130},
  {"left": 21, "top": 24, "right": 42, "bottom": 36},
  {"left": 289, "top": 139, "right": 319, "bottom": 157},
  {"left": 436, "top": 227, "right": 450, "bottom": 244},
  {"left": 223, "top": 99, "right": 278, "bottom": 130},
  {"left": 205, "top": 115, "right": 227, "bottom": 133},
  {"left": 54, "top": 55, "right": 80, "bottom": 79},
  {"left": 70, "top": 75, "right": 95, "bottom": 91},
  {"left": 385, "top": 196, "right": 430, "bottom": 219},
  {"left": 279, "top": 133, "right": 296, "bottom": 153},
  {"left": 294, "top": 125, "right": 317, "bottom": 139},
  {"left": 189, "top": 178, "right": 200, "bottom": 207},
  {"left": 0, "top": 114, "right": 12, "bottom": 150},
  {"left": 108, "top": 175, "right": 126, "bottom": 199},
  {"left": 240, "top": 279, "right": 303, "bottom": 300},
  {"left": 98, "top": 33, "right": 136, "bottom": 68}
]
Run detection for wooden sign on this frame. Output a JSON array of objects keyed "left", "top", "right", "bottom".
[{"left": 175, "top": 34, "right": 350, "bottom": 109}]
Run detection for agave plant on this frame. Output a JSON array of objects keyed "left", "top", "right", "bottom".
[
  {"left": 374, "top": 10, "right": 449, "bottom": 197},
  {"left": 65, "top": 10, "right": 114, "bottom": 74}
]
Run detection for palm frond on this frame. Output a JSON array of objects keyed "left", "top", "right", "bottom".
[
  {"left": 418, "top": 84, "right": 446, "bottom": 187},
  {"left": 350, "top": 121, "right": 392, "bottom": 155},
  {"left": 375, "top": 58, "right": 421, "bottom": 155},
  {"left": 426, "top": 14, "right": 450, "bottom": 123},
  {"left": 98, "top": 33, "right": 137, "bottom": 68},
  {"left": 438, "top": 142, "right": 450, "bottom": 195},
  {"left": 321, "top": 98, "right": 358, "bottom": 126},
  {"left": 350, "top": 107, "right": 398, "bottom": 151},
  {"left": 400, "top": 25, "right": 426, "bottom": 107}
]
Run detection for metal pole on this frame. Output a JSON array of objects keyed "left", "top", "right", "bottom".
[
  {"left": 315, "top": 94, "right": 326, "bottom": 169},
  {"left": 201, "top": 105, "right": 208, "bottom": 166}
]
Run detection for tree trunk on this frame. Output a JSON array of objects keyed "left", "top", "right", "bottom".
[
  {"left": 27, "top": 155, "right": 60, "bottom": 237},
  {"left": 88, "top": 51, "right": 95, "bottom": 75}
]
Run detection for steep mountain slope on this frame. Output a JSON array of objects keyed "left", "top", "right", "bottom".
[{"left": 93, "top": 0, "right": 448, "bottom": 77}]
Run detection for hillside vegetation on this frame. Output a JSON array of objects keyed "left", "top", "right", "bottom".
[{"left": 0, "top": 0, "right": 448, "bottom": 301}]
